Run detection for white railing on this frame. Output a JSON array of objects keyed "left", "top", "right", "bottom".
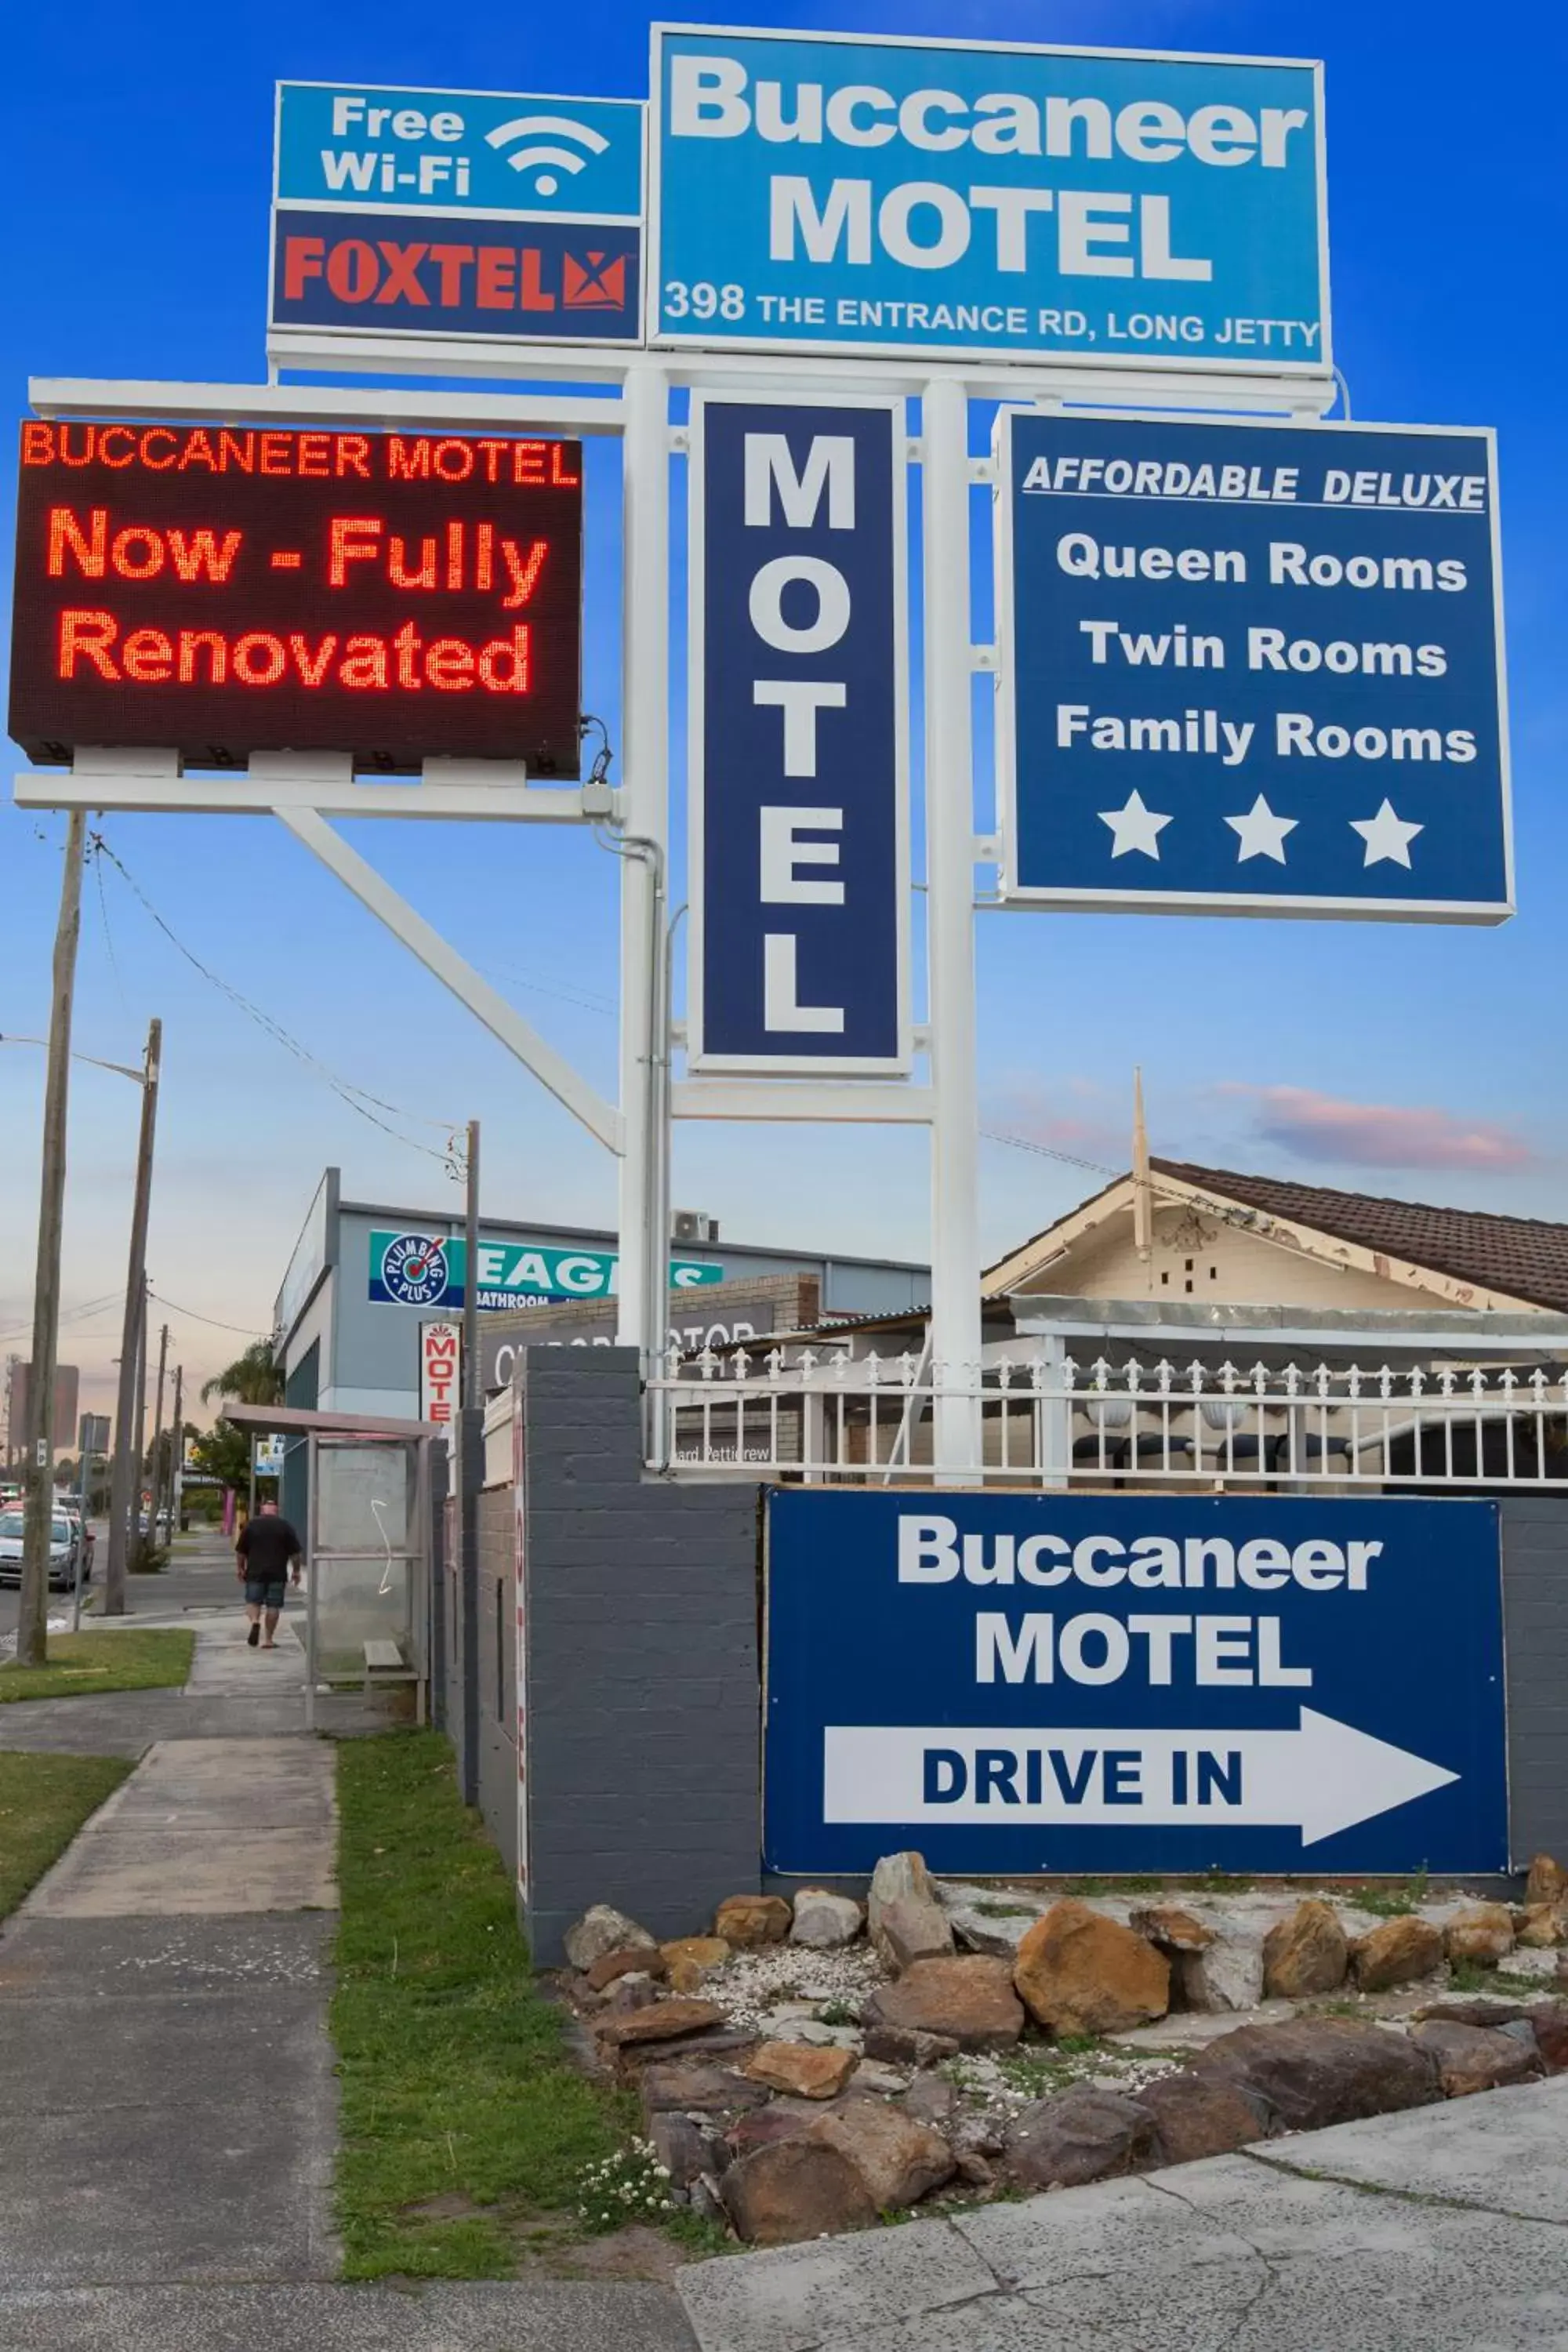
[{"left": 648, "top": 1345, "right": 1568, "bottom": 1488}]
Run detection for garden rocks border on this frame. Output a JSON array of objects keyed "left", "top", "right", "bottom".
[{"left": 559, "top": 1853, "right": 1568, "bottom": 2247}]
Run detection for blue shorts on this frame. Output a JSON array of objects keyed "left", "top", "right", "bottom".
[{"left": 244, "top": 1578, "right": 287, "bottom": 1610}]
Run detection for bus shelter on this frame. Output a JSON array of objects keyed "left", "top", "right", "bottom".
[{"left": 226, "top": 1402, "right": 443, "bottom": 1730}]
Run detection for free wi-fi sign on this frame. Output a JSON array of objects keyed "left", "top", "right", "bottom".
[{"left": 270, "top": 82, "right": 645, "bottom": 350}]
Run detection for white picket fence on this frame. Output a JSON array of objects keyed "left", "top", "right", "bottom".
[{"left": 647, "top": 1345, "right": 1568, "bottom": 1487}]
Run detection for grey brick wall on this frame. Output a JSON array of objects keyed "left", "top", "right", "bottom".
[
  {"left": 475, "top": 1486, "right": 517, "bottom": 1876},
  {"left": 517, "top": 1348, "right": 763, "bottom": 1965},
  {"left": 1501, "top": 1496, "right": 1568, "bottom": 1866}
]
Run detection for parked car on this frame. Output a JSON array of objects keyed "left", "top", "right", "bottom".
[{"left": 0, "top": 1510, "right": 83, "bottom": 1589}]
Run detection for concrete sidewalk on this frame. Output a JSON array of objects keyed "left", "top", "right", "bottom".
[
  {"left": 677, "top": 2075, "right": 1568, "bottom": 2352},
  {"left": 0, "top": 1616, "right": 699, "bottom": 2352}
]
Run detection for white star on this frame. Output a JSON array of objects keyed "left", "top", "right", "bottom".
[
  {"left": 1098, "top": 789, "right": 1173, "bottom": 860},
  {"left": 1350, "top": 799, "right": 1424, "bottom": 869},
  {"left": 1225, "top": 794, "right": 1298, "bottom": 864}
]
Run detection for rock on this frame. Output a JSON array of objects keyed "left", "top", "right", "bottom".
[
  {"left": 868, "top": 1849, "right": 939, "bottom": 1923},
  {"left": 955, "top": 2151, "right": 996, "bottom": 2189},
  {"left": 790, "top": 1889, "right": 864, "bottom": 1949},
  {"left": 1261, "top": 1901, "right": 1348, "bottom": 1999},
  {"left": 744, "top": 2041, "right": 857, "bottom": 2100},
  {"left": 564, "top": 1906, "right": 656, "bottom": 1973},
  {"left": 1130, "top": 1905, "right": 1214, "bottom": 1955},
  {"left": 793, "top": 2021, "right": 859, "bottom": 2051},
  {"left": 714, "top": 1895, "right": 793, "bottom": 1947},
  {"left": 867, "top": 1854, "right": 953, "bottom": 1970},
  {"left": 1197, "top": 2017, "right": 1439, "bottom": 2131},
  {"left": 877, "top": 1893, "right": 956, "bottom": 1973},
  {"left": 593, "top": 1998, "right": 724, "bottom": 2050},
  {"left": 667, "top": 1959, "right": 708, "bottom": 1995},
  {"left": 1007, "top": 2089, "right": 1157, "bottom": 2191},
  {"left": 952, "top": 2114, "right": 1005, "bottom": 2158},
  {"left": 1413, "top": 1998, "right": 1530, "bottom": 2027},
  {"left": 1445, "top": 1903, "right": 1515, "bottom": 1965},
  {"left": 649, "top": 2111, "right": 724, "bottom": 2190},
  {"left": 1530, "top": 2001, "right": 1568, "bottom": 2073},
  {"left": 846, "top": 2060, "right": 907, "bottom": 2096},
  {"left": 1176, "top": 1940, "right": 1265, "bottom": 2014},
  {"left": 637, "top": 2056, "right": 772, "bottom": 2114},
  {"left": 808, "top": 2100, "right": 955, "bottom": 2211},
  {"left": 1516, "top": 1904, "right": 1565, "bottom": 1949},
  {"left": 1014, "top": 1901, "right": 1171, "bottom": 2037},
  {"left": 866, "top": 1957, "right": 1025, "bottom": 2052},
  {"left": 1410, "top": 2020, "right": 1544, "bottom": 2098},
  {"left": 585, "top": 1945, "right": 669, "bottom": 1993},
  {"left": 660, "top": 1936, "right": 731, "bottom": 1974},
  {"left": 862, "top": 2024, "right": 960, "bottom": 2069},
  {"left": 688, "top": 2173, "right": 728, "bottom": 2227},
  {"left": 1136, "top": 2071, "right": 1272, "bottom": 2164},
  {"left": 949, "top": 1905, "right": 1039, "bottom": 1958},
  {"left": 902, "top": 2073, "right": 956, "bottom": 2129},
  {"left": 1526, "top": 1853, "right": 1568, "bottom": 1907},
  {"left": 618, "top": 2025, "right": 760, "bottom": 2071},
  {"left": 721, "top": 2138, "right": 878, "bottom": 2245},
  {"left": 726, "top": 2097, "right": 833, "bottom": 2157},
  {"left": 606, "top": 1972, "right": 661, "bottom": 2013},
  {"left": 1352, "top": 1915, "right": 1445, "bottom": 1993},
  {"left": 1501, "top": 1946, "right": 1560, "bottom": 1981}
]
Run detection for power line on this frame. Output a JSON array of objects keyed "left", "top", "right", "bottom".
[
  {"left": 90, "top": 834, "right": 458, "bottom": 1167},
  {"left": 146, "top": 1290, "right": 267, "bottom": 1338},
  {"left": 980, "top": 1127, "right": 1120, "bottom": 1178}
]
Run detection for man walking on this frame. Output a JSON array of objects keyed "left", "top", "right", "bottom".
[{"left": 235, "top": 1496, "right": 303, "bottom": 1650}]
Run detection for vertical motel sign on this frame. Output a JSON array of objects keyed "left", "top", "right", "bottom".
[{"left": 688, "top": 394, "right": 910, "bottom": 1073}]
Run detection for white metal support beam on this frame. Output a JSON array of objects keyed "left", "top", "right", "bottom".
[
  {"left": 922, "top": 379, "right": 984, "bottom": 1479},
  {"left": 30, "top": 376, "right": 626, "bottom": 436},
  {"left": 672, "top": 1081, "right": 934, "bottom": 1123},
  {"left": 616, "top": 363, "right": 671, "bottom": 1363},
  {"left": 274, "top": 805, "right": 624, "bottom": 1156}
]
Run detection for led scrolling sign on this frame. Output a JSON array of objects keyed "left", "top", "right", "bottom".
[{"left": 8, "top": 422, "right": 585, "bottom": 775}]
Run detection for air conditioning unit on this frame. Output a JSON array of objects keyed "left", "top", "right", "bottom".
[{"left": 672, "top": 1209, "right": 719, "bottom": 1246}]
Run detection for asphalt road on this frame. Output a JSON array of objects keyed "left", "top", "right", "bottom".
[{"left": 0, "top": 1520, "right": 221, "bottom": 1639}]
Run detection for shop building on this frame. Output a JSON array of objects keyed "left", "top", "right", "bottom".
[{"left": 272, "top": 1167, "right": 928, "bottom": 1425}]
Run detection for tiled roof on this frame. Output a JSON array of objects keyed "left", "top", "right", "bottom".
[{"left": 1152, "top": 1158, "right": 1568, "bottom": 1312}]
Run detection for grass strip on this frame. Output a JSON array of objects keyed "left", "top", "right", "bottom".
[
  {"left": 0, "top": 1628, "right": 194, "bottom": 1702},
  {"left": 332, "top": 1730, "right": 626, "bottom": 2280},
  {"left": 0, "top": 1751, "right": 134, "bottom": 1918}
]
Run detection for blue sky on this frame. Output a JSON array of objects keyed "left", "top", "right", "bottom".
[{"left": 2, "top": 0, "right": 1564, "bottom": 1417}]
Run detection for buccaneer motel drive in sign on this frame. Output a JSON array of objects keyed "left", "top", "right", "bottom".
[{"left": 764, "top": 1494, "right": 1508, "bottom": 1876}]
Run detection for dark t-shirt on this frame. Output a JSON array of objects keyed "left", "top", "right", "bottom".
[{"left": 238, "top": 1515, "right": 303, "bottom": 1581}]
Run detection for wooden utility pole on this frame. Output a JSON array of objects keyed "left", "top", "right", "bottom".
[
  {"left": 17, "top": 813, "right": 87, "bottom": 1668},
  {"left": 131, "top": 1286, "right": 148, "bottom": 1562},
  {"left": 103, "top": 1020, "right": 161, "bottom": 1616},
  {"left": 169, "top": 1363, "right": 183, "bottom": 1542},
  {"left": 148, "top": 1320, "right": 169, "bottom": 1554}
]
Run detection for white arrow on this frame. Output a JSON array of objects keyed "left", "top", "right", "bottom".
[{"left": 822, "top": 1711, "right": 1457, "bottom": 1847}]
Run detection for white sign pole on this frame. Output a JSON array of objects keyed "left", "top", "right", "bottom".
[
  {"left": 616, "top": 360, "right": 671, "bottom": 1378},
  {"left": 922, "top": 376, "right": 983, "bottom": 1479}
]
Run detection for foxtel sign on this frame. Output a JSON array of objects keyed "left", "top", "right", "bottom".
[{"left": 8, "top": 421, "right": 583, "bottom": 773}]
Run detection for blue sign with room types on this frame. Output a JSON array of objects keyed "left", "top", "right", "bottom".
[
  {"left": 764, "top": 1490, "right": 1507, "bottom": 1876},
  {"left": 996, "top": 412, "right": 1512, "bottom": 920}
]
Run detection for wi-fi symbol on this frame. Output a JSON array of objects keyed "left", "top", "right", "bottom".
[{"left": 485, "top": 113, "right": 611, "bottom": 198}]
